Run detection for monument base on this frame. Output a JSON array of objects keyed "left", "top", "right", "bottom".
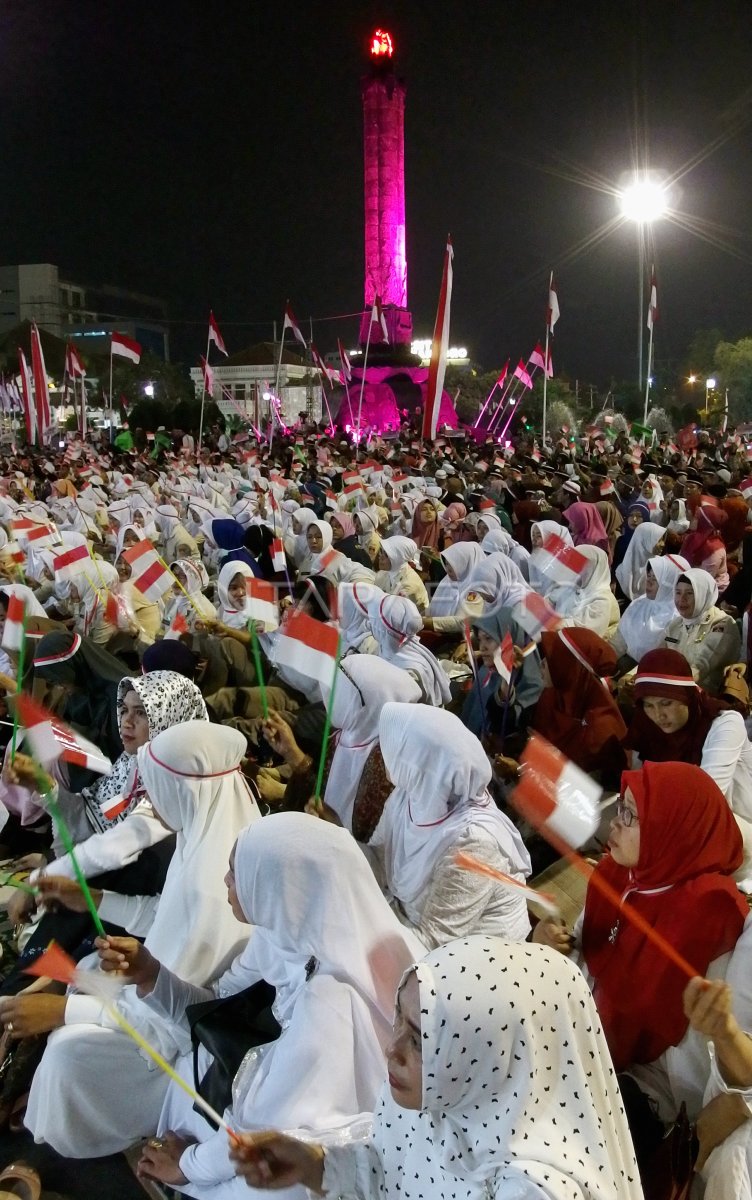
[{"left": 330, "top": 364, "right": 458, "bottom": 434}]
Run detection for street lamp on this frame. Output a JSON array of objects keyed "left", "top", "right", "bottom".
[
  {"left": 705, "top": 377, "right": 716, "bottom": 419},
  {"left": 618, "top": 174, "right": 668, "bottom": 389}
]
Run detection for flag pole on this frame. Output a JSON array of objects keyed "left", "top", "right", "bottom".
[
  {"left": 198, "top": 327, "right": 211, "bottom": 452},
  {"left": 473, "top": 379, "right": 499, "bottom": 429},
  {"left": 271, "top": 306, "right": 288, "bottom": 441},
  {"left": 108, "top": 340, "right": 115, "bottom": 445},
  {"left": 542, "top": 323, "right": 551, "bottom": 446},
  {"left": 356, "top": 313, "right": 373, "bottom": 444},
  {"left": 643, "top": 321, "right": 653, "bottom": 424},
  {"left": 80, "top": 372, "right": 87, "bottom": 439}
]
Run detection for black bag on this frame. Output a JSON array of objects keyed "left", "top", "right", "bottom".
[
  {"left": 643, "top": 1103, "right": 698, "bottom": 1200},
  {"left": 187, "top": 979, "right": 281, "bottom": 1128}
]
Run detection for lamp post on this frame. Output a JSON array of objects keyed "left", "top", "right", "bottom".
[
  {"left": 618, "top": 176, "right": 667, "bottom": 389},
  {"left": 705, "top": 377, "right": 716, "bottom": 424}
]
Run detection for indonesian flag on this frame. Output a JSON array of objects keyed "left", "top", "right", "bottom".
[
  {"left": 310, "top": 344, "right": 340, "bottom": 388},
  {"left": 53, "top": 543, "right": 92, "bottom": 582},
  {"left": 422, "top": 237, "right": 453, "bottom": 441},
  {"left": 111, "top": 332, "right": 142, "bottom": 363},
  {"left": 495, "top": 360, "right": 509, "bottom": 388},
  {"left": 208, "top": 310, "right": 228, "bottom": 355},
  {"left": 513, "top": 359, "right": 533, "bottom": 390},
  {"left": 342, "top": 480, "right": 363, "bottom": 501},
  {"left": 647, "top": 265, "right": 658, "bottom": 331},
  {"left": 17, "top": 349, "right": 35, "bottom": 443},
  {"left": 30, "top": 323, "right": 51, "bottom": 442},
  {"left": 282, "top": 303, "right": 307, "bottom": 349},
  {"left": 274, "top": 610, "right": 339, "bottom": 687},
  {"left": 370, "top": 295, "right": 389, "bottom": 344},
  {"left": 16, "top": 694, "right": 113, "bottom": 776},
  {"left": 65, "top": 342, "right": 86, "bottom": 378},
  {"left": 510, "top": 592, "right": 562, "bottom": 640},
  {"left": 3, "top": 542, "right": 25, "bottom": 566},
  {"left": 23, "top": 939, "right": 122, "bottom": 1003},
  {"left": 271, "top": 538, "right": 286, "bottom": 573},
  {"left": 545, "top": 346, "right": 553, "bottom": 378},
  {"left": 25, "top": 523, "right": 57, "bottom": 549},
  {"left": 246, "top": 578, "right": 279, "bottom": 630},
  {"left": 455, "top": 852, "right": 558, "bottom": 918},
  {"left": 200, "top": 355, "right": 215, "bottom": 396},
  {"left": 1, "top": 594, "right": 26, "bottom": 652},
  {"left": 316, "top": 546, "right": 338, "bottom": 574},
  {"left": 536, "top": 533, "right": 589, "bottom": 586},
  {"left": 546, "top": 272, "right": 560, "bottom": 332},
  {"left": 165, "top": 611, "right": 189, "bottom": 640},
  {"left": 324, "top": 489, "right": 338, "bottom": 510},
  {"left": 528, "top": 343, "right": 546, "bottom": 372},
  {"left": 513, "top": 732, "right": 601, "bottom": 849},
  {"left": 10, "top": 517, "right": 37, "bottom": 542},
  {"left": 337, "top": 339, "right": 352, "bottom": 382},
  {"left": 493, "top": 631, "right": 516, "bottom": 684},
  {"left": 122, "top": 539, "right": 172, "bottom": 601}
]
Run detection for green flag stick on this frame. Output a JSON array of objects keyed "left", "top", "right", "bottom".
[
  {"left": 312, "top": 638, "right": 342, "bottom": 809},
  {"left": 37, "top": 773, "right": 107, "bottom": 938},
  {"left": 0, "top": 873, "right": 37, "bottom": 895},
  {"left": 248, "top": 622, "right": 269, "bottom": 721},
  {"left": 9, "top": 609, "right": 28, "bottom": 764}
]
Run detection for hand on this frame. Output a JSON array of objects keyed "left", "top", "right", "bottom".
[
  {"left": 304, "top": 798, "right": 342, "bottom": 826},
  {"left": 6, "top": 888, "right": 36, "bottom": 926},
  {"left": 451, "top": 641, "right": 469, "bottom": 664},
  {"left": 493, "top": 754, "right": 520, "bottom": 782},
  {"left": 683, "top": 978, "right": 738, "bottom": 1042},
  {"left": 3, "top": 751, "right": 52, "bottom": 794},
  {"left": 422, "top": 617, "right": 434, "bottom": 631},
  {"left": 0, "top": 993, "right": 66, "bottom": 1038},
  {"left": 14, "top": 853, "right": 46, "bottom": 873},
  {"left": 255, "top": 768, "right": 287, "bottom": 805},
  {"left": 261, "top": 712, "right": 304, "bottom": 767},
  {"left": 96, "top": 936, "right": 159, "bottom": 991},
  {"left": 137, "top": 1132, "right": 193, "bottom": 1186},
  {"left": 229, "top": 1131, "right": 325, "bottom": 1194},
  {"left": 0, "top": 673, "right": 17, "bottom": 694},
  {"left": 36, "top": 876, "right": 103, "bottom": 914},
  {"left": 532, "top": 917, "right": 573, "bottom": 954},
  {"left": 695, "top": 1092, "right": 751, "bottom": 1172}
]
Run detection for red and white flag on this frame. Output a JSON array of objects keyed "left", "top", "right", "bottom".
[
  {"left": 65, "top": 342, "right": 86, "bottom": 378},
  {"left": 271, "top": 538, "right": 286, "bottom": 573},
  {"left": 122, "top": 539, "right": 172, "bottom": 601},
  {"left": 528, "top": 343, "right": 546, "bottom": 372},
  {"left": 492, "top": 631, "right": 516, "bottom": 684},
  {"left": 16, "top": 694, "right": 113, "bottom": 776},
  {"left": 25, "top": 523, "right": 57, "bottom": 549},
  {"left": 513, "top": 733, "right": 601, "bottom": 849},
  {"left": 647, "top": 265, "right": 658, "bottom": 332},
  {"left": 30, "top": 323, "right": 51, "bottom": 442},
  {"left": 52, "top": 543, "right": 92, "bottom": 582},
  {"left": 369, "top": 295, "right": 389, "bottom": 343},
  {"left": 1, "top": 594, "right": 26, "bottom": 652},
  {"left": 200, "top": 355, "right": 215, "bottom": 396},
  {"left": 17, "top": 349, "right": 36, "bottom": 443},
  {"left": 495, "top": 360, "right": 509, "bottom": 388},
  {"left": 111, "top": 332, "right": 142, "bottom": 364},
  {"left": 10, "top": 517, "right": 36, "bottom": 542},
  {"left": 274, "top": 610, "right": 339, "bottom": 687},
  {"left": 422, "top": 237, "right": 453, "bottom": 441},
  {"left": 546, "top": 272, "right": 560, "bottom": 333},
  {"left": 282, "top": 303, "right": 307, "bottom": 349},
  {"left": 536, "top": 533, "right": 589, "bottom": 586},
  {"left": 246, "top": 578, "right": 279, "bottom": 630},
  {"left": 324, "top": 489, "right": 338, "bottom": 511},
  {"left": 3, "top": 542, "right": 25, "bottom": 566},
  {"left": 208, "top": 310, "right": 228, "bottom": 355},
  {"left": 310, "top": 344, "right": 340, "bottom": 388},
  {"left": 510, "top": 592, "right": 562, "bottom": 640},
  {"left": 315, "top": 546, "right": 338, "bottom": 574},
  {"left": 337, "top": 339, "right": 352, "bottom": 382},
  {"left": 165, "top": 611, "right": 189, "bottom": 640},
  {"left": 513, "top": 359, "right": 533, "bottom": 390},
  {"left": 545, "top": 346, "right": 553, "bottom": 378}
]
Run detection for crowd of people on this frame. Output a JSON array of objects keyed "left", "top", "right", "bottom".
[{"left": 0, "top": 421, "right": 749, "bottom": 1197}]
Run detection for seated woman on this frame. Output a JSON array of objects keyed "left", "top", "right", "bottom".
[
  {"left": 547, "top": 545, "right": 621, "bottom": 639},
  {"left": 162, "top": 558, "right": 216, "bottom": 632},
  {"left": 532, "top": 628, "right": 627, "bottom": 783},
  {"left": 329, "top": 512, "right": 372, "bottom": 570},
  {"left": 479, "top": 527, "right": 531, "bottom": 578},
  {"left": 461, "top": 608, "right": 543, "bottom": 742},
  {"left": 300, "top": 520, "right": 374, "bottom": 586},
  {"left": 423, "top": 543, "right": 485, "bottom": 636},
  {"left": 564, "top": 500, "right": 610, "bottom": 553},
  {"left": 67, "top": 561, "right": 128, "bottom": 649},
  {"left": 230, "top": 937, "right": 642, "bottom": 1200},
  {"left": 339, "top": 581, "right": 378, "bottom": 656},
  {"left": 528, "top": 518, "right": 572, "bottom": 593},
  {"left": 625, "top": 648, "right": 752, "bottom": 888},
  {"left": 613, "top": 505, "right": 660, "bottom": 598},
  {"left": 409, "top": 497, "right": 441, "bottom": 552},
  {"left": 609, "top": 552, "right": 689, "bottom": 673},
  {"left": 114, "top": 546, "right": 162, "bottom": 649},
  {"left": 664, "top": 568, "right": 741, "bottom": 694},
  {"left": 368, "top": 594, "right": 451, "bottom": 706},
  {"left": 14, "top": 721, "right": 260, "bottom": 1157},
  {"left": 371, "top": 703, "right": 532, "bottom": 948},
  {"left": 374, "top": 536, "right": 429, "bottom": 614},
  {"left": 539, "top": 763, "right": 747, "bottom": 1171},
  {"left": 32, "top": 631, "right": 128, "bottom": 765},
  {"left": 90, "top": 813, "right": 424, "bottom": 1198},
  {"left": 682, "top": 500, "right": 730, "bottom": 594}
]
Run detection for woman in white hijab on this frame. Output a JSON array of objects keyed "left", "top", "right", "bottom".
[
  {"left": 338, "top": 581, "right": 379, "bottom": 655},
  {"left": 233, "top": 937, "right": 642, "bottom": 1200},
  {"left": 467, "top": 553, "right": 530, "bottom": 613},
  {"left": 615, "top": 521, "right": 665, "bottom": 600},
  {"left": 371, "top": 704, "right": 532, "bottom": 948},
  {"left": 155, "top": 504, "right": 199, "bottom": 563},
  {"left": 368, "top": 594, "right": 451, "bottom": 706},
  {"left": 664, "top": 567, "right": 741, "bottom": 693},
  {"left": 480, "top": 526, "right": 531, "bottom": 578},
  {"left": 610, "top": 552, "right": 690, "bottom": 666},
  {"left": 549, "top": 544, "right": 621, "bottom": 638},
  {"left": 528, "top": 518, "right": 573, "bottom": 593},
  {"left": 288, "top": 509, "right": 318, "bottom": 566},
  {"left": 69, "top": 559, "right": 124, "bottom": 646},
  {"left": 22, "top": 722, "right": 259, "bottom": 1157},
  {"left": 374, "top": 536, "right": 429, "bottom": 614},
  {"left": 321, "top": 654, "right": 422, "bottom": 830},
  {"left": 215, "top": 560, "right": 257, "bottom": 630},
  {"left": 133, "top": 813, "right": 423, "bottom": 1197},
  {"left": 162, "top": 558, "right": 216, "bottom": 631},
  {"left": 425, "top": 543, "right": 485, "bottom": 631}
]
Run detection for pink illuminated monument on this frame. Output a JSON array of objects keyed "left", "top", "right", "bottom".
[{"left": 333, "top": 28, "right": 457, "bottom": 433}]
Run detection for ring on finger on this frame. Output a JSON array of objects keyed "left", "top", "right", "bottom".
[
  {"left": 147, "top": 1138, "right": 164, "bottom": 1150},
  {"left": 6, "top": 1022, "right": 13, "bottom": 1033}
]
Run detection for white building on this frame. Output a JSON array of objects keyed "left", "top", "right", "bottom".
[{"left": 190, "top": 342, "right": 322, "bottom": 427}]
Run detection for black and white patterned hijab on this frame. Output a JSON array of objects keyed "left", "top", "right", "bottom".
[{"left": 373, "top": 937, "right": 642, "bottom": 1200}]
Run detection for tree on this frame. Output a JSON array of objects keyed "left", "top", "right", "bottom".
[
  {"left": 714, "top": 337, "right": 752, "bottom": 422},
  {"left": 686, "top": 328, "right": 724, "bottom": 380}
]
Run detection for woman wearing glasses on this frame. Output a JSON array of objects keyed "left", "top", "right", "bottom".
[{"left": 535, "top": 760, "right": 748, "bottom": 1174}]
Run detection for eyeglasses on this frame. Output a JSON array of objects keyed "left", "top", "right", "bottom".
[{"left": 615, "top": 800, "right": 639, "bottom": 828}]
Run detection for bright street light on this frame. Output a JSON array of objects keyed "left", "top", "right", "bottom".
[
  {"left": 688, "top": 374, "right": 697, "bottom": 384},
  {"left": 619, "top": 178, "right": 668, "bottom": 224},
  {"left": 706, "top": 377, "right": 716, "bottom": 389}
]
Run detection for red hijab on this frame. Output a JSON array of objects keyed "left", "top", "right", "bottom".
[
  {"left": 625, "top": 647, "right": 730, "bottom": 763},
  {"left": 411, "top": 499, "right": 440, "bottom": 550},
  {"left": 533, "top": 628, "right": 627, "bottom": 774},
  {"left": 681, "top": 501, "right": 727, "bottom": 566},
  {"left": 582, "top": 761, "right": 746, "bottom": 1071}
]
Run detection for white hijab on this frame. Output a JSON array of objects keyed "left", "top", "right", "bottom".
[
  {"left": 529, "top": 520, "right": 573, "bottom": 593},
  {"left": 617, "top": 552, "right": 690, "bottom": 661},
  {"left": 429, "top": 543, "right": 485, "bottom": 617},
  {"left": 338, "top": 581, "right": 380, "bottom": 652},
  {"left": 677, "top": 566, "right": 719, "bottom": 626},
  {"left": 376, "top": 703, "right": 531, "bottom": 911},
  {"left": 615, "top": 521, "right": 664, "bottom": 599},
  {"left": 371, "top": 937, "right": 642, "bottom": 1200},
  {"left": 549, "top": 544, "right": 612, "bottom": 618},
  {"left": 321, "top": 655, "right": 421, "bottom": 829},
  {"left": 480, "top": 528, "right": 531, "bottom": 576},
  {"left": 369, "top": 594, "right": 451, "bottom": 706},
  {"left": 216, "top": 559, "right": 256, "bottom": 628}
]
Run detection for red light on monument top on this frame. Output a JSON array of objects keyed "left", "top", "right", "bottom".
[{"left": 370, "top": 29, "right": 393, "bottom": 57}]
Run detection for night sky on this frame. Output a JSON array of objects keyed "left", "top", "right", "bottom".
[{"left": 2, "top": 0, "right": 751, "bottom": 387}]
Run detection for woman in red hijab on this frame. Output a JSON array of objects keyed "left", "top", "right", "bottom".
[
  {"left": 581, "top": 761, "right": 747, "bottom": 1076},
  {"left": 532, "top": 627, "right": 627, "bottom": 784},
  {"left": 681, "top": 499, "right": 730, "bottom": 593},
  {"left": 564, "top": 500, "right": 610, "bottom": 554},
  {"left": 410, "top": 498, "right": 441, "bottom": 551}
]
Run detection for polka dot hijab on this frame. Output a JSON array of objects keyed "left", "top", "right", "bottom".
[{"left": 372, "top": 937, "right": 642, "bottom": 1200}]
